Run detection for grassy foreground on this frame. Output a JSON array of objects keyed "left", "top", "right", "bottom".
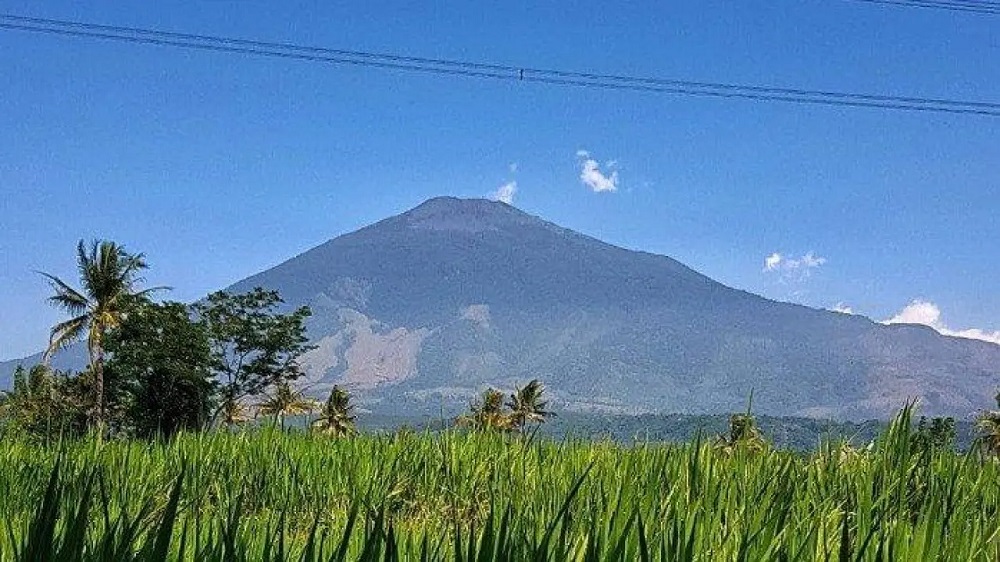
[{"left": 1, "top": 411, "right": 998, "bottom": 560}]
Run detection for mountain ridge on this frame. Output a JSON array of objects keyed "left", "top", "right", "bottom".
[{"left": 3, "top": 197, "right": 998, "bottom": 420}]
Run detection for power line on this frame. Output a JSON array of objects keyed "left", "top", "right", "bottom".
[
  {"left": 852, "top": 0, "right": 1000, "bottom": 14},
  {"left": 2, "top": 14, "right": 999, "bottom": 117},
  {"left": 847, "top": 0, "right": 1000, "bottom": 14}
]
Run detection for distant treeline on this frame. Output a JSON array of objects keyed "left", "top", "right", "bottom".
[{"left": 357, "top": 411, "right": 978, "bottom": 452}]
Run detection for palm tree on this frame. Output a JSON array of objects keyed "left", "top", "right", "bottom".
[
  {"left": 506, "top": 379, "right": 553, "bottom": 432},
  {"left": 40, "top": 240, "right": 163, "bottom": 428},
  {"left": 311, "top": 386, "right": 357, "bottom": 437},
  {"left": 218, "top": 397, "right": 252, "bottom": 428},
  {"left": 976, "top": 412, "right": 1000, "bottom": 458},
  {"left": 257, "top": 381, "right": 317, "bottom": 430},
  {"left": 458, "top": 388, "right": 514, "bottom": 432},
  {"left": 976, "top": 391, "right": 1000, "bottom": 458}
]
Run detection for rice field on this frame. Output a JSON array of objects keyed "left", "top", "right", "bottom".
[{"left": 0, "top": 408, "right": 998, "bottom": 561}]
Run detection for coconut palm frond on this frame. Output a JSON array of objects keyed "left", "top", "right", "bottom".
[
  {"left": 135, "top": 286, "right": 172, "bottom": 298},
  {"left": 37, "top": 272, "right": 90, "bottom": 315},
  {"left": 258, "top": 381, "right": 317, "bottom": 428},
  {"left": 220, "top": 398, "right": 252, "bottom": 426},
  {"left": 460, "top": 388, "right": 517, "bottom": 432},
  {"left": 507, "top": 379, "right": 553, "bottom": 432},
  {"left": 312, "top": 386, "right": 357, "bottom": 437},
  {"left": 44, "top": 315, "right": 89, "bottom": 360}
]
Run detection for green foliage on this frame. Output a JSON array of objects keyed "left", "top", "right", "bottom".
[
  {"left": 40, "top": 239, "right": 163, "bottom": 428},
  {"left": 459, "top": 388, "right": 515, "bottom": 432},
  {"left": 257, "top": 381, "right": 316, "bottom": 430},
  {"left": 192, "top": 288, "right": 314, "bottom": 424},
  {"left": 104, "top": 301, "right": 217, "bottom": 438},
  {"left": 459, "top": 381, "right": 554, "bottom": 433},
  {"left": 311, "top": 385, "right": 356, "bottom": 437},
  {"left": 976, "top": 410, "right": 1000, "bottom": 458},
  {"left": 912, "top": 416, "right": 957, "bottom": 454},
  {"left": 715, "top": 394, "right": 769, "bottom": 454},
  {"left": 0, "top": 365, "right": 88, "bottom": 440},
  {"left": 506, "top": 379, "right": 553, "bottom": 432},
  {"left": 715, "top": 412, "right": 769, "bottom": 454},
  {"left": 0, "top": 406, "right": 998, "bottom": 559}
]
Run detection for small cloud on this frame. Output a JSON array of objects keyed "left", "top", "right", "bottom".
[
  {"left": 576, "top": 150, "right": 618, "bottom": 193},
  {"left": 883, "top": 299, "right": 1000, "bottom": 346},
  {"left": 884, "top": 300, "right": 940, "bottom": 326},
  {"left": 508, "top": 162, "right": 518, "bottom": 173},
  {"left": 490, "top": 181, "right": 517, "bottom": 204},
  {"left": 763, "top": 251, "right": 826, "bottom": 280},
  {"left": 830, "top": 302, "right": 854, "bottom": 314},
  {"left": 764, "top": 253, "right": 783, "bottom": 272}
]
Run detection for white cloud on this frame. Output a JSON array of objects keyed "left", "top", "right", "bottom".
[
  {"left": 576, "top": 150, "right": 618, "bottom": 193},
  {"left": 762, "top": 251, "right": 826, "bottom": 280},
  {"left": 831, "top": 302, "right": 854, "bottom": 314},
  {"left": 883, "top": 299, "right": 1000, "bottom": 346},
  {"left": 884, "top": 300, "right": 940, "bottom": 326},
  {"left": 764, "top": 253, "right": 783, "bottom": 271},
  {"left": 490, "top": 181, "right": 517, "bottom": 204},
  {"left": 508, "top": 162, "right": 518, "bottom": 173}
]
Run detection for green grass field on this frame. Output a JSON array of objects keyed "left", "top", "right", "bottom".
[{"left": 1, "top": 409, "right": 998, "bottom": 561}]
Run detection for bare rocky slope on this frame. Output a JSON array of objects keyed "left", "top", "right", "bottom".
[{"left": 5, "top": 197, "right": 999, "bottom": 419}]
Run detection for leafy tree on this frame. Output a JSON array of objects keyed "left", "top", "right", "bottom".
[
  {"left": 459, "top": 388, "right": 514, "bottom": 432},
  {"left": 912, "top": 416, "right": 956, "bottom": 453},
  {"left": 104, "top": 301, "right": 217, "bottom": 438},
  {"left": 506, "top": 379, "right": 553, "bottom": 433},
  {"left": 40, "top": 239, "right": 163, "bottom": 428},
  {"left": 311, "top": 386, "right": 357, "bottom": 437},
  {"left": 193, "top": 288, "right": 314, "bottom": 424},
  {"left": 0, "top": 365, "right": 88, "bottom": 439},
  {"left": 257, "top": 381, "right": 316, "bottom": 430}
]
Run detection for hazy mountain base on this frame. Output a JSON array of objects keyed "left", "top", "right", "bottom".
[{"left": 355, "top": 411, "right": 978, "bottom": 452}]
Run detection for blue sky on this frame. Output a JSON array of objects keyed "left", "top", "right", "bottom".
[{"left": 1, "top": 1, "right": 998, "bottom": 360}]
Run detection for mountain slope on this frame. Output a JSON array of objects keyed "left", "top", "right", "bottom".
[{"left": 5, "top": 197, "right": 999, "bottom": 419}]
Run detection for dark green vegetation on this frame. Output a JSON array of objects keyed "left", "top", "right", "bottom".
[
  {"left": 1, "top": 239, "right": 319, "bottom": 440},
  {"left": 456, "top": 381, "right": 554, "bottom": 433},
  {"left": 532, "top": 412, "right": 980, "bottom": 452},
  {"left": 39, "top": 239, "right": 164, "bottom": 427}
]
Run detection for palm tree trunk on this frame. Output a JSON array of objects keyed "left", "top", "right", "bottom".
[{"left": 89, "top": 338, "right": 105, "bottom": 430}]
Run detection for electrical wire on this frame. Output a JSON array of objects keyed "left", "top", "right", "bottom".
[
  {"left": 847, "top": 0, "right": 1000, "bottom": 15},
  {"left": 2, "top": 13, "right": 998, "bottom": 117}
]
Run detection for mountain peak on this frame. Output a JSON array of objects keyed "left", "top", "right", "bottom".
[
  {"left": 399, "top": 196, "right": 538, "bottom": 233},
  {"left": 7, "top": 195, "right": 999, "bottom": 420}
]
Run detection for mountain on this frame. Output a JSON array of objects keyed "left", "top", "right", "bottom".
[{"left": 4, "top": 197, "right": 999, "bottom": 419}]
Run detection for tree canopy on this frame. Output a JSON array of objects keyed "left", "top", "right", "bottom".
[
  {"left": 193, "top": 288, "right": 314, "bottom": 424},
  {"left": 40, "top": 239, "right": 164, "bottom": 428},
  {"left": 105, "top": 300, "right": 217, "bottom": 438}
]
